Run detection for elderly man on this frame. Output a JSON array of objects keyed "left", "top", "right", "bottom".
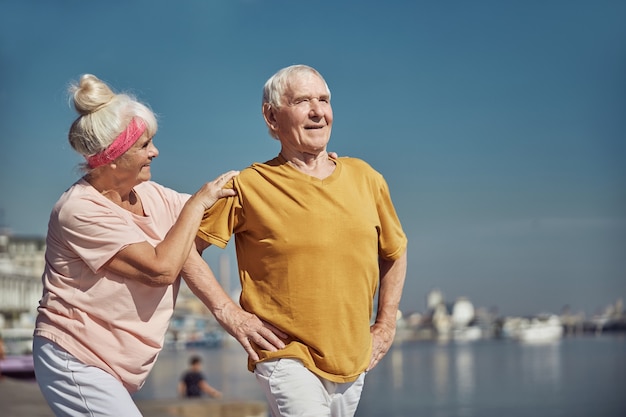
[{"left": 195, "top": 64, "right": 408, "bottom": 417}]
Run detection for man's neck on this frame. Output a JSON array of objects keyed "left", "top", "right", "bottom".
[{"left": 280, "top": 150, "right": 336, "bottom": 180}]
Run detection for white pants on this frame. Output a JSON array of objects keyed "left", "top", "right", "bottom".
[
  {"left": 254, "top": 358, "right": 366, "bottom": 417},
  {"left": 33, "top": 336, "right": 143, "bottom": 417}
]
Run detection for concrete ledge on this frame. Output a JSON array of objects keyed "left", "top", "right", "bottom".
[
  {"left": 0, "top": 377, "right": 267, "bottom": 417},
  {"left": 136, "top": 398, "right": 267, "bottom": 417}
]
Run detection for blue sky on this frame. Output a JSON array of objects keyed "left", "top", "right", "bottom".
[{"left": 1, "top": 1, "right": 625, "bottom": 317}]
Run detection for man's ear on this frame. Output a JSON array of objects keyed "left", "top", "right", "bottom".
[{"left": 262, "top": 103, "right": 279, "bottom": 134}]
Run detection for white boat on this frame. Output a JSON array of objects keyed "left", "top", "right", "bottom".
[
  {"left": 453, "top": 326, "right": 483, "bottom": 342},
  {"left": 514, "top": 315, "right": 563, "bottom": 343}
]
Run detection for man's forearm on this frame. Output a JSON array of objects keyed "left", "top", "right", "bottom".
[
  {"left": 376, "top": 250, "right": 408, "bottom": 328},
  {"left": 180, "top": 246, "right": 287, "bottom": 358},
  {"left": 180, "top": 248, "right": 237, "bottom": 320},
  {"left": 368, "top": 250, "right": 408, "bottom": 371}
]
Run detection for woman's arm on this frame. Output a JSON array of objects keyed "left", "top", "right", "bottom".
[
  {"left": 180, "top": 248, "right": 287, "bottom": 360},
  {"left": 104, "top": 171, "right": 238, "bottom": 286}
]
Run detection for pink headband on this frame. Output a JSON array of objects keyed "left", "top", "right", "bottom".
[{"left": 87, "top": 118, "right": 147, "bottom": 168}]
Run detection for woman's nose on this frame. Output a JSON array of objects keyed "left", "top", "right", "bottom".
[{"left": 150, "top": 143, "right": 159, "bottom": 158}]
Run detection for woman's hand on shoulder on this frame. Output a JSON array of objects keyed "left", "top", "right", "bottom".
[{"left": 192, "top": 170, "right": 239, "bottom": 210}]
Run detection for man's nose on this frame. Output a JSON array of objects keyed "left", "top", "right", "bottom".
[{"left": 309, "top": 98, "right": 324, "bottom": 115}]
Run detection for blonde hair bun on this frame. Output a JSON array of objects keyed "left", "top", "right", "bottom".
[{"left": 70, "top": 74, "right": 116, "bottom": 116}]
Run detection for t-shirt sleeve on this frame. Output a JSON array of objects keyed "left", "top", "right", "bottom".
[
  {"left": 57, "top": 198, "right": 147, "bottom": 273},
  {"left": 197, "top": 182, "right": 239, "bottom": 249},
  {"left": 376, "top": 175, "right": 408, "bottom": 260}
]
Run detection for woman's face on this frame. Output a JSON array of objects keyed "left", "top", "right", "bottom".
[{"left": 114, "top": 133, "right": 159, "bottom": 185}]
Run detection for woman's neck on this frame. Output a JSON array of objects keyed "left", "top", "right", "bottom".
[{"left": 84, "top": 173, "right": 143, "bottom": 215}]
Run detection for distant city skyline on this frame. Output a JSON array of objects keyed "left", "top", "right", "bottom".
[{"left": 1, "top": 1, "right": 625, "bottom": 317}]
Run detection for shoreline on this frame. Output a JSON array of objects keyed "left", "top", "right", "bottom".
[{"left": 0, "top": 377, "right": 267, "bottom": 417}]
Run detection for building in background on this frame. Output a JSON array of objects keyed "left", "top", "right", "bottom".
[{"left": 0, "top": 230, "right": 44, "bottom": 329}]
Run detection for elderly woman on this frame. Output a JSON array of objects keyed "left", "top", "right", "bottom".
[{"left": 32, "top": 74, "right": 278, "bottom": 417}]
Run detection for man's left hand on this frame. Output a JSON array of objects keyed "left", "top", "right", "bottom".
[{"left": 368, "top": 321, "right": 396, "bottom": 371}]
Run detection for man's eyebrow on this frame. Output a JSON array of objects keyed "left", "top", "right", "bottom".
[{"left": 293, "top": 94, "right": 330, "bottom": 101}]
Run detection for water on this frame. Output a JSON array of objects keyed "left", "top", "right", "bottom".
[{"left": 133, "top": 335, "right": 626, "bottom": 417}]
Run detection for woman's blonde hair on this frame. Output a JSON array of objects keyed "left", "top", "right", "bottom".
[{"left": 67, "top": 74, "right": 158, "bottom": 172}]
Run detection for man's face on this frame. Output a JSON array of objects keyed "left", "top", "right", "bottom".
[{"left": 272, "top": 73, "right": 333, "bottom": 154}]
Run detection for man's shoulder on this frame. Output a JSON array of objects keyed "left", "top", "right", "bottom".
[
  {"left": 238, "top": 156, "right": 283, "bottom": 178},
  {"left": 337, "top": 156, "right": 372, "bottom": 169},
  {"left": 250, "top": 155, "right": 282, "bottom": 168},
  {"left": 338, "top": 157, "right": 382, "bottom": 178}
]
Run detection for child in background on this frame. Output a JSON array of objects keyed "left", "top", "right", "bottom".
[{"left": 178, "top": 355, "right": 222, "bottom": 398}]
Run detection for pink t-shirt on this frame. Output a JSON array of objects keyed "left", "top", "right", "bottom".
[{"left": 35, "top": 179, "right": 190, "bottom": 392}]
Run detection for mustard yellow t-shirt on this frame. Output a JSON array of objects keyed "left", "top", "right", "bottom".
[{"left": 198, "top": 155, "right": 407, "bottom": 383}]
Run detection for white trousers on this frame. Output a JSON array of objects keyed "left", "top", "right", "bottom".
[
  {"left": 254, "top": 358, "right": 366, "bottom": 417},
  {"left": 33, "top": 336, "right": 143, "bottom": 417}
]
